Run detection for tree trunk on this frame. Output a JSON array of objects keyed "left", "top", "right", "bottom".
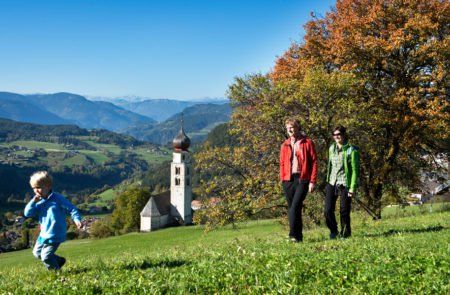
[{"left": 368, "top": 184, "right": 383, "bottom": 219}]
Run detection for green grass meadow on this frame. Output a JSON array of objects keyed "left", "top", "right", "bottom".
[
  {"left": 84, "top": 141, "right": 123, "bottom": 155},
  {"left": 132, "top": 147, "right": 171, "bottom": 164},
  {"left": 86, "top": 188, "right": 117, "bottom": 208},
  {"left": 1, "top": 140, "right": 66, "bottom": 151},
  {"left": 0, "top": 139, "right": 171, "bottom": 168},
  {"left": 1, "top": 207, "right": 449, "bottom": 294}
]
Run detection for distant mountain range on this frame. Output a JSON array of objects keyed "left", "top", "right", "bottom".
[
  {"left": 0, "top": 92, "right": 71, "bottom": 125},
  {"left": 126, "top": 103, "right": 232, "bottom": 145},
  {"left": 88, "top": 96, "right": 228, "bottom": 122},
  {"left": 87, "top": 95, "right": 227, "bottom": 104},
  {"left": 118, "top": 99, "right": 197, "bottom": 122},
  {"left": 0, "top": 92, "right": 155, "bottom": 131},
  {"left": 0, "top": 92, "right": 231, "bottom": 145}
]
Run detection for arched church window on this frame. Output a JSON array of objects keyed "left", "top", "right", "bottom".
[
  {"left": 186, "top": 167, "right": 190, "bottom": 175},
  {"left": 186, "top": 179, "right": 190, "bottom": 186},
  {"left": 175, "top": 167, "right": 180, "bottom": 175},
  {"left": 175, "top": 178, "right": 180, "bottom": 185}
]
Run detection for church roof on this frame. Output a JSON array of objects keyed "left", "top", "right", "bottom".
[{"left": 140, "top": 191, "right": 171, "bottom": 217}]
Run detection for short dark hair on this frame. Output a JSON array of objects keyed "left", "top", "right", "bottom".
[{"left": 333, "top": 125, "right": 348, "bottom": 141}]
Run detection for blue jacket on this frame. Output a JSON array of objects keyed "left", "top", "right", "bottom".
[{"left": 24, "top": 192, "right": 82, "bottom": 244}]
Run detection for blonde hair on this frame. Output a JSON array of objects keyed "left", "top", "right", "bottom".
[{"left": 30, "top": 171, "right": 53, "bottom": 188}]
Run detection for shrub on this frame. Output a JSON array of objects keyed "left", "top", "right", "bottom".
[
  {"left": 12, "top": 229, "right": 29, "bottom": 250},
  {"left": 90, "top": 219, "right": 114, "bottom": 239}
]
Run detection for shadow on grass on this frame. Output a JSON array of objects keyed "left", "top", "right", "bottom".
[
  {"left": 363, "top": 225, "right": 445, "bottom": 238},
  {"left": 67, "top": 258, "right": 188, "bottom": 274},
  {"left": 122, "top": 259, "right": 188, "bottom": 270}
]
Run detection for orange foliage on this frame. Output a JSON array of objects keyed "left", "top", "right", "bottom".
[{"left": 271, "top": 0, "right": 449, "bottom": 217}]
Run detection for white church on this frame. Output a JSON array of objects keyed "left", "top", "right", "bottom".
[{"left": 140, "top": 121, "right": 193, "bottom": 231}]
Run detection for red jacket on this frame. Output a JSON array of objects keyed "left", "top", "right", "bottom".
[{"left": 280, "top": 136, "right": 318, "bottom": 183}]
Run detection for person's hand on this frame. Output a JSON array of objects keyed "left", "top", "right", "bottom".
[
  {"left": 75, "top": 221, "right": 83, "bottom": 229},
  {"left": 309, "top": 183, "right": 315, "bottom": 193},
  {"left": 32, "top": 195, "right": 42, "bottom": 202},
  {"left": 348, "top": 191, "right": 354, "bottom": 198}
]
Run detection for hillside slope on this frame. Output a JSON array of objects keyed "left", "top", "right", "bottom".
[
  {"left": 0, "top": 92, "right": 71, "bottom": 125},
  {"left": 0, "top": 118, "right": 169, "bottom": 201},
  {"left": 1, "top": 208, "right": 449, "bottom": 293}
]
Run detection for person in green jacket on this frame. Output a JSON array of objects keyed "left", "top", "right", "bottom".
[{"left": 325, "top": 126, "right": 360, "bottom": 239}]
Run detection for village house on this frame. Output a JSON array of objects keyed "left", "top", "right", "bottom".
[{"left": 410, "top": 153, "right": 449, "bottom": 204}]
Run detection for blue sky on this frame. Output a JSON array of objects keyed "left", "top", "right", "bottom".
[{"left": 0, "top": 0, "right": 335, "bottom": 100}]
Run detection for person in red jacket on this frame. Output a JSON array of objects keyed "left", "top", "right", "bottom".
[{"left": 280, "top": 118, "right": 317, "bottom": 242}]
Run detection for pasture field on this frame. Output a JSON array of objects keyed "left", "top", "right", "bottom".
[
  {"left": 77, "top": 149, "right": 109, "bottom": 165},
  {"left": 86, "top": 188, "right": 117, "bottom": 209},
  {"left": 84, "top": 141, "right": 122, "bottom": 155},
  {"left": 0, "top": 206, "right": 449, "bottom": 294},
  {"left": 96, "top": 189, "right": 117, "bottom": 203},
  {"left": 132, "top": 146, "right": 171, "bottom": 164},
  {"left": 0, "top": 139, "right": 170, "bottom": 168},
  {"left": 0, "top": 140, "right": 66, "bottom": 151}
]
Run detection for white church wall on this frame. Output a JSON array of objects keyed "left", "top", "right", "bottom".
[
  {"left": 141, "top": 215, "right": 170, "bottom": 232},
  {"left": 140, "top": 217, "right": 151, "bottom": 232},
  {"left": 170, "top": 150, "right": 193, "bottom": 224}
]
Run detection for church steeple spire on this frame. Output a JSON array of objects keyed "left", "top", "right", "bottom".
[{"left": 172, "top": 113, "right": 191, "bottom": 152}]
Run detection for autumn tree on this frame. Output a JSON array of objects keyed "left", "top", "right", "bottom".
[
  {"left": 195, "top": 0, "right": 449, "bottom": 226},
  {"left": 194, "top": 75, "right": 286, "bottom": 228},
  {"left": 272, "top": 0, "right": 449, "bottom": 218},
  {"left": 194, "top": 70, "right": 358, "bottom": 228}
]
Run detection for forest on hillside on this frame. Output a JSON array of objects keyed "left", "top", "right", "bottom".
[{"left": 0, "top": 118, "right": 171, "bottom": 204}]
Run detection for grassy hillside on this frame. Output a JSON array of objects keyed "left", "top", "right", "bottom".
[
  {"left": 0, "top": 206, "right": 449, "bottom": 294},
  {"left": 0, "top": 139, "right": 170, "bottom": 168},
  {"left": 0, "top": 119, "right": 172, "bottom": 202}
]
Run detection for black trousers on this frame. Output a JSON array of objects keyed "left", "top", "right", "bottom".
[
  {"left": 324, "top": 183, "right": 352, "bottom": 237},
  {"left": 283, "top": 175, "right": 309, "bottom": 241}
]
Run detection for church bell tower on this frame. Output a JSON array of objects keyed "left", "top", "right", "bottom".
[{"left": 170, "top": 115, "right": 192, "bottom": 224}]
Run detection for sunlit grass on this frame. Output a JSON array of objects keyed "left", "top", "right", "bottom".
[
  {"left": 133, "top": 147, "right": 171, "bottom": 164},
  {"left": 78, "top": 150, "right": 109, "bottom": 164},
  {"left": 84, "top": 141, "right": 122, "bottom": 155},
  {"left": 59, "top": 154, "right": 89, "bottom": 167},
  {"left": 1, "top": 209, "right": 448, "bottom": 294},
  {"left": 1, "top": 140, "right": 66, "bottom": 151}
]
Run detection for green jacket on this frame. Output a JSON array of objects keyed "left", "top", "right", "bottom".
[{"left": 326, "top": 143, "right": 360, "bottom": 193}]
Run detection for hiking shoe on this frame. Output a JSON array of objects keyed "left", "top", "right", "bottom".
[
  {"left": 59, "top": 257, "right": 66, "bottom": 269},
  {"left": 330, "top": 232, "right": 339, "bottom": 240}
]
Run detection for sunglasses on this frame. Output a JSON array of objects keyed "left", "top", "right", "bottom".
[{"left": 332, "top": 133, "right": 342, "bottom": 137}]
